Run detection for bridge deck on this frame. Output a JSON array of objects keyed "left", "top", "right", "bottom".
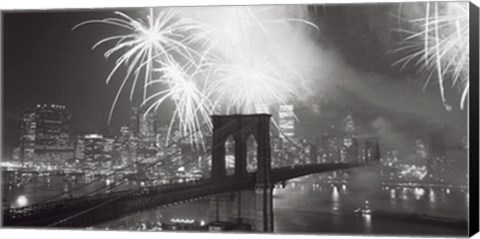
[{"left": 3, "top": 163, "right": 362, "bottom": 227}]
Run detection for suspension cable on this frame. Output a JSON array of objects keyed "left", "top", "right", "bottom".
[{"left": 47, "top": 119, "right": 257, "bottom": 227}]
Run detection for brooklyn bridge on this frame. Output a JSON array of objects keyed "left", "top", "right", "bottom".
[{"left": 3, "top": 114, "right": 379, "bottom": 231}]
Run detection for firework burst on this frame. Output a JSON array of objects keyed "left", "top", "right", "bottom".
[
  {"left": 189, "top": 6, "right": 319, "bottom": 60},
  {"left": 393, "top": 2, "right": 469, "bottom": 110},
  {"left": 192, "top": 6, "right": 318, "bottom": 116},
  {"left": 206, "top": 55, "right": 298, "bottom": 115},
  {"left": 77, "top": 6, "right": 317, "bottom": 146},
  {"left": 142, "top": 57, "right": 213, "bottom": 147},
  {"left": 73, "top": 8, "right": 203, "bottom": 122}
]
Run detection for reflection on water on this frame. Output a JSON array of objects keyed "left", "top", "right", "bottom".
[
  {"left": 429, "top": 189, "right": 436, "bottom": 203},
  {"left": 2, "top": 172, "right": 136, "bottom": 208},
  {"left": 2, "top": 172, "right": 468, "bottom": 236},
  {"left": 332, "top": 186, "right": 339, "bottom": 202},
  {"left": 273, "top": 178, "right": 467, "bottom": 236},
  {"left": 363, "top": 214, "right": 372, "bottom": 233}
]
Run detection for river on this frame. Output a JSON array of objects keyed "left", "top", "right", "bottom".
[{"left": 2, "top": 171, "right": 468, "bottom": 236}]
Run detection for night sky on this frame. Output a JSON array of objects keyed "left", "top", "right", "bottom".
[{"left": 2, "top": 3, "right": 468, "bottom": 159}]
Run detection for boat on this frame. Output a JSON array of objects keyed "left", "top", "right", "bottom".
[{"left": 353, "top": 200, "right": 371, "bottom": 215}]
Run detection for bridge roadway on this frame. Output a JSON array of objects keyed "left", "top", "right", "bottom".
[{"left": 2, "top": 163, "right": 362, "bottom": 228}]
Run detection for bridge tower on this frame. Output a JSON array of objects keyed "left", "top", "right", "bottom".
[{"left": 209, "top": 114, "right": 274, "bottom": 232}]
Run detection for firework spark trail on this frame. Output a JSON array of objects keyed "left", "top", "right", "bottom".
[
  {"left": 73, "top": 8, "right": 204, "bottom": 123},
  {"left": 77, "top": 6, "right": 318, "bottom": 146},
  {"left": 191, "top": 6, "right": 319, "bottom": 63},
  {"left": 393, "top": 2, "right": 469, "bottom": 110},
  {"left": 205, "top": 56, "right": 299, "bottom": 115},
  {"left": 193, "top": 6, "right": 318, "bottom": 116},
  {"left": 142, "top": 57, "right": 213, "bottom": 148}
]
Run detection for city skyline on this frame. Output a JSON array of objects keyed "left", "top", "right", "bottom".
[
  {"left": 1, "top": 2, "right": 471, "bottom": 235},
  {"left": 8, "top": 101, "right": 465, "bottom": 183},
  {"left": 3, "top": 3, "right": 468, "bottom": 160}
]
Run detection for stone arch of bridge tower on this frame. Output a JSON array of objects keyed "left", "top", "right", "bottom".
[
  {"left": 224, "top": 135, "right": 236, "bottom": 176},
  {"left": 245, "top": 134, "right": 258, "bottom": 173},
  {"left": 210, "top": 114, "right": 271, "bottom": 183}
]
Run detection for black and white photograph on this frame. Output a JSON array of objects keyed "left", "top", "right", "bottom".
[{"left": 0, "top": 1, "right": 475, "bottom": 237}]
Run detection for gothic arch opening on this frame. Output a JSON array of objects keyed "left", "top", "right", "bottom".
[
  {"left": 225, "top": 135, "right": 235, "bottom": 176},
  {"left": 246, "top": 134, "right": 257, "bottom": 173}
]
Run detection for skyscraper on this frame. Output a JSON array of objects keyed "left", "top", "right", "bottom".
[
  {"left": 16, "top": 104, "right": 74, "bottom": 166},
  {"left": 340, "top": 137, "right": 358, "bottom": 163},
  {"left": 364, "top": 137, "right": 380, "bottom": 163},
  {"left": 344, "top": 113, "right": 355, "bottom": 134},
  {"left": 278, "top": 104, "right": 295, "bottom": 139},
  {"left": 83, "top": 134, "right": 105, "bottom": 165},
  {"left": 18, "top": 111, "right": 36, "bottom": 164},
  {"left": 130, "top": 106, "right": 140, "bottom": 137},
  {"left": 428, "top": 124, "right": 447, "bottom": 182},
  {"left": 34, "top": 104, "right": 71, "bottom": 149},
  {"left": 139, "top": 110, "right": 156, "bottom": 145},
  {"left": 81, "top": 134, "right": 114, "bottom": 168},
  {"left": 34, "top": 104, "right": 73, "bottom": 166},
  {"left": 321, "top": 133, "right": 340, "bottom": 163},
  {"left": 339, "top": 113, "right": 358, "bottom": 163}
]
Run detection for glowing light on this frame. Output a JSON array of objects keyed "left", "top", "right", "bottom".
[
  {"left": 332, "top": 186, "right": 339, "bottom": 203},
  {"left": 429, "top": 189, "right": 436, "bottom": 203},
  {"left": 390, "top": 188, "right": 396, "bottom": 199},
  {"left": 394, "top": 2, "right": 469, "bottom": 110},
  {"left": 171, "top": 218, "right": 195, "bottom": 224},
  {"left": 398, "top": 164, "right": 427, "bottom": 180},
  {"left": 16, "top": 195, "right": 28, "bottom": 207},
  {"left": 206, "top": 57, "right": 298, "bottom": 115},
  {"left": 143, "top": 59, "right": 213, "bottom": 147},
  {"left": 74, "top": 8, "right": 203, "bottom": 123},
  {"left": 414, "top": 187, "right": 425, "bottom": 200},
  {"left": 77, "top": 6, "right": 318, "bottom": 146},
  {"left": 190, "top": 6, "right": 318, "bottom": 60},
  {"left": 363, "top": 214, "right": 372, "bottom": 232}
]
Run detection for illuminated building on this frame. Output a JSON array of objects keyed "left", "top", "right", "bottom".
[
  {"left": 270, "top": 137, "right": 283, "bottom": 167},
  {"left": 34, "top": 104, "right": 71, "bottom": 149},
  {"left": 339, "top": 113, "right": 358, "bottom": 163},
  {"left": 313, "top": 138, "right": 323, "bottom": 163},
  {"left": 414, "top": 139, "right": 429, "bottom": 161},
  {"left": 139, "top": 110, "right": 156, "bottom": 146},
  {"left": 82, "top": 134, "right": 114, "bottom": 168},
  {"left": 12, "top": 147, "right": 20, "bottom": 161},
  {"left": 31, "top": 104, "right": 74, "bottom": 166},
  {"left": 17, "top": 111, "right": 36, "bottom": 164},
  {"left": 344, "top": 113, "right": 355, "bottom": 134},
  {"left": 296, "top": 138, "right": 313, "bottom": 165},
  {"left": 364, "top": 137, "right": 380, "bottom": 163},
  {"left": 428, "top": 124, "right": 447, "bottom": 182},
  {"left": 321, "top": 133, "right": 340, "bottom": 163},
  {"left": 278, "top": 104, "right": 295, "bottom": 139},
  {"left": 114, "top": 126, "right": 135, "bottom": 167},
  {"left": 130, "top": 106, "right": 140, "bottom": 137},
  {"left": 340, "top": 137, "right": 358, "bottom": 163},
  {"left": 74, "top": 137, "right": 85, "bottom": 160},
  {"left": 155, "top": 124, "right": 169, "bottom": 148}
]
